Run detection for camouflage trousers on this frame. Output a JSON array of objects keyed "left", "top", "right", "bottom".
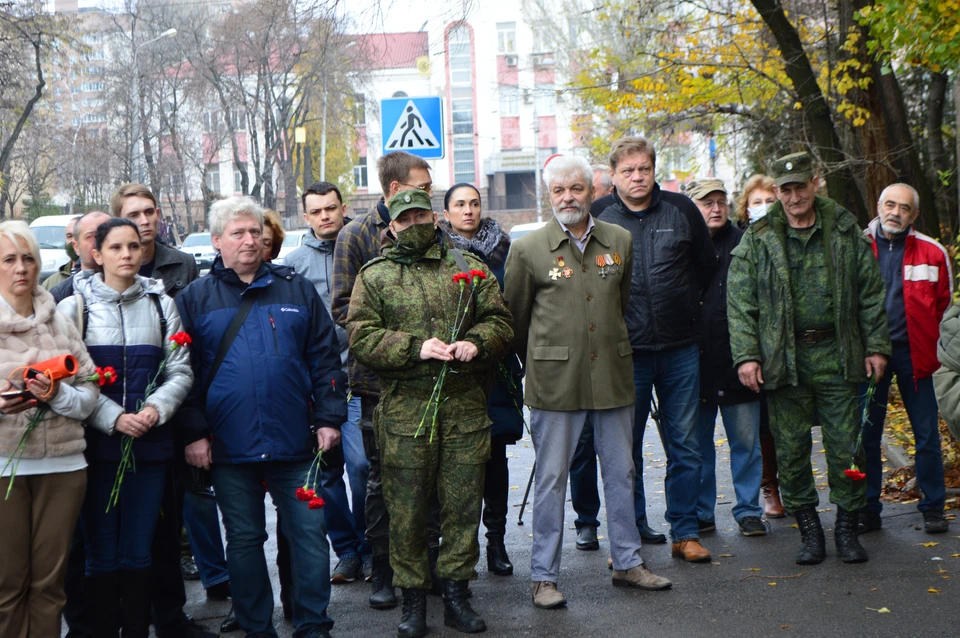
[
  {"left": 376, "top": 386, "right": 491, "bottom": 589},
  {"left": 765, "top": 339, "right": 866, "bottom": 513}
]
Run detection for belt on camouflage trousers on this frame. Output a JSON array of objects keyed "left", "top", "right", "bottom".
[{"left": 796, "top": 329, "right": 836, "bottom": 344}]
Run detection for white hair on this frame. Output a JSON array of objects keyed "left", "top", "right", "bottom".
[
  {"left": 0, "top": 220, "right": 41, "bottom": 264},
  {"left": 878, "top": 183, "right": 920, "bottom": 212},
  {"left": 543, "top": 155, "right": 593, "bottom": 190},
  {"left": 592, "top": 164, "right": 613, "bottom": 190},
  {"left": 209, "top": 196, "right": 265, "bottom": 237}
]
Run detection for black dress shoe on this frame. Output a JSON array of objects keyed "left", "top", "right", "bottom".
[
  {"left": 180, "top": 555, "right": 200, "bottom": 581},
  {"left": 486, "top": 538, "right": 513, "bottom": 575},
  {"left": 924, "top": 510, "right": 949, "bottom": 534},
  {"left": 576, "top": 526, "right": 599, "bottom": 551},
  {"left": 220, "top": 605, "right": 239, "bottom": 633},
  {"left": 206, "top": 580, "right": 232, "bottom": 601},
  {"left": 638, "top": 525, "right": 667, "bottom": 544}
]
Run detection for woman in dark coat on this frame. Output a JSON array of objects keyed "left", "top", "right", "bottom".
[{"left": 441, "top": 183, "right": 524, "bottom": 576}]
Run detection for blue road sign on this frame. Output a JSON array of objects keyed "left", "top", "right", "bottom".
[{"left": 381, "top": 96, "right": 444, "bottom": 159}]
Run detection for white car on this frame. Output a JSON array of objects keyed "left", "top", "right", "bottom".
[
  {"left": 277, "top": 228, "right": 310, "bottom": 262},
  {"left": 508, "top": 220, "right": 548, "bottom": 243},
  {"left": 180, "top": 233, "right": 217, "bottom": 273},
  {"left": 29, "top": 214, "right": 80, "bottom": 280}
]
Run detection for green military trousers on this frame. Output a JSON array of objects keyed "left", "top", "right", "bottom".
[
  {"left": 376, "top": 385, "right": 491, "bottom": 590},
  {"left": 765, "top": 339, "right": 867, "bottom": 513}
]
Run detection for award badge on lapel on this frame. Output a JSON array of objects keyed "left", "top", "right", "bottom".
[
  {"left": 596, "top": 253, "right": 624, "bottom": 278},
  {"left": 549, "top": 255, "right": 573, "bottom": 280}
]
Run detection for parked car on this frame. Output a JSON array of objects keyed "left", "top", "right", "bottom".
[
  {"left": 277, "top": 228, "right": 310, "bottom": 262},
  {"left": 180, "top": 232, "right": 217, "bottom": 273},
  {"left": 508, "top": 220, "right": 548, "bottom": 243},
  {"left": 30, "top": 214, "right": 80, "bottom": 281}
]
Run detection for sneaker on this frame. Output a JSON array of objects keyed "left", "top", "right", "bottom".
[
  {"left": 331, "top": 554, "right": 362, "bottom": 584},
  {"left": 923, "top": 510, "right": 949, "bottom": 534},
  {"left": 531, "top": 581, "right": 566, "bottom": 609},
  {"left": 738, "top": 516, "right": 767, "bottom": 537},
  {"left": 857, "top": 509, "right": 882, "bottom": 535},
  {"left": 697, "top": 519, "right": 716, "bottom": 533}
]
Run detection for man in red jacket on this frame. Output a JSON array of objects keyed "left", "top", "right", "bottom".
[{"left": 862, "top": 183, "right": 951, "bottom": 535}]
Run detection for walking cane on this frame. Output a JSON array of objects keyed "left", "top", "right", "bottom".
[{"left": 517, "top": 460, "right": 535, "bottom": 525}]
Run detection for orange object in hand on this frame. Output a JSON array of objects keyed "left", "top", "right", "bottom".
[{"left": 25, "top": 355, "right": 79, "bottom": 383}]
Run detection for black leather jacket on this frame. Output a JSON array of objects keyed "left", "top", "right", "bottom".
[{"left": 597, "top": 184, "right": 716, "bottom": 352}]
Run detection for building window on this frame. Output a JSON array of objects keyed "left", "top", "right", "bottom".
[
  {"left": 354, "top": 156, "right": 368, "bottom": 188},
  {"left": 535, "top": 83, "right": 556, "bottom": 116},
  {"left": 499, "top": 85, "right": 518, "bottom": 116},
  {"left": 205, "top": 163, "right": 220, "bottom": 194},
  {"left": 352, "top": 95, "right": 366, "bottom": 125},
  {"left": 447, "top": 24, "right": 475, "bottom": 184},
  {"left": 497, "top": 22, "right": 516, "bottom": 54}
]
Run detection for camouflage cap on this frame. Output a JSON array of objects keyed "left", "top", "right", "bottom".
[
  {"left": 686, "top": 178, "right": 727, "bottom": 201},
  {"left": 387, "top": 189, "right": 433, "bottom": 220},
  {"left": 771, "top": 152, "right": 814, "bottom": 186}
]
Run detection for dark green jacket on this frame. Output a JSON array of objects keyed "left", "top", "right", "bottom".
[
  {"left": 346, "top": 232, "right": 513, "bottom": 423},
  {"left": 727, "top": 196, "right": 891, "bottom": 389}
]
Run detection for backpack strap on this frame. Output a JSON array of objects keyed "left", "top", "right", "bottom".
[
  {"left": 203, "top": 290, "right": 258, "bottom": 399},
  {"left": 74, "top": 293, "right": 88, "bottom": 340},
  {"left": 148, "top": 293, "right": 167, "bottom": 338}
]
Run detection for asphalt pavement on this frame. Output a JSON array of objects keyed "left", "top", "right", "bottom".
[{"left": 177, "top": 416, "right": 959, "bottom": 638}]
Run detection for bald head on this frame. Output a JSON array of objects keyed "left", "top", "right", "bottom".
[{"left": 74, "top": 211, "right": 112, "bottom": 270}]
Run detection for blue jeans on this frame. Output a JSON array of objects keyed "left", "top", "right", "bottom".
[
  {"left": 213, "top": 460, "right": 333, "bottom": 637},
  {"left": 569, "top": 413, "right": 601, "bottom": 531},
  {"left": 82, "top": 461, "right": 166, "bottom": 575},
  {"left": 319, "top": 396, "right": 369, "bottom": 559},
  {"left": 632, "top": 345, "right": 702, "bottom": 542},
  {"left": 696, "top": 401, "right": 763, "bottom": 523},
  {"left": 183, "top": 487, "right": 230, "bottom": 588},
  {"left": 861, "top": 342, "right": 946, "bottom": 514}
]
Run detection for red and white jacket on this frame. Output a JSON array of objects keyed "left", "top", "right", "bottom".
[{"left": 865, "top": 217, "right": 954, "bottom": 380}]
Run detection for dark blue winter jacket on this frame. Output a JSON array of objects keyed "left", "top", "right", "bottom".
[{"left": 176, "top": 257, "right": 347, "bottom": 464}]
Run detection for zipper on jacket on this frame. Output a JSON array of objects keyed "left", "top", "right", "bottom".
[
  {"left": 118, "top": 301, "right": 128, "bottom": 410},
  {"left": 268, "top": 311, "right": 279, "bottom": 353},
  {"left": 639, "top": 219, "right": 660, "bottom": 343}
]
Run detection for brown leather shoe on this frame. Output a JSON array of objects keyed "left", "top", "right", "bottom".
[
  {"left": 671, "top": 539, "right": 711, "bottom": 563},
  {"left": 531, "top": 581, "right": 566, "bottom": 609},
  {"left": 762, "top": 483, "right": 786, "bottom": 518}
]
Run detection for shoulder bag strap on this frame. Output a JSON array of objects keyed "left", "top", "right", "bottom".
[{"left": 203, "top": 290, "right": 257, "bottom": 398}]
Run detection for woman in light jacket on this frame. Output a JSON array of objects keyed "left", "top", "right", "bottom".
[
  {"left": 58, "top": 218, "right": 193, "bottom": 638},
  {"left": 0, "top": 220, "right": 100, "bottom": 638}
]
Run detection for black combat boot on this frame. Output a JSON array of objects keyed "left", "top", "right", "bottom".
[
  {"left": 87, "top": 572, "right": 121, "bottom": 637},
  {"left": 442, "top": 579, "right": 486, "bottom": 633},
  {"left": 486, "top": 537, "right": 513, "bottom": 576},
  {"left": 794, "top": 506, "right": 826, "bottom": 565},
  {"left": 119, "top": 569, "right": 151, "bottom": 638},
  {"left": 369, "top": 554, "right": 398, "bottom": 610},
  {"left": 396, "top": 588, "right": 428, "bottom": 638},
  {"left": 835, "top": 507, "right": 869, "bottom": 563}
]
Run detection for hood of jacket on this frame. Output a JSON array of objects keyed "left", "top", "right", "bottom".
[
  {"left": 302, "top": 228, "right": 337, "bottom": 254},
  {"left": 72, "top": 269, "right": 166, "bottom": 305},
  {"left": 0, "top": 286, "right": 57, "bottom": 334}
]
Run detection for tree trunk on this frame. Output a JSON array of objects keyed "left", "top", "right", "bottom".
[
  {"left": 925, "top": 72, "right": 956, "bottom": 237},
  {"left": 750, "top": 0, "right": 867, "bottom": 219}
]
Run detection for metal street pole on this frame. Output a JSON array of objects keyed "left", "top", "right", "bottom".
[{"left": 130, "top": 28, "right": 177, "bottom": 183}]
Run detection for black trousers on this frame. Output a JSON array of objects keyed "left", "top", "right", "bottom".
[{"left": 481, "top": 437, "right": 510, "bottom": 541}]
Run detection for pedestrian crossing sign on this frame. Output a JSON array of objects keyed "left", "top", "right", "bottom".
[{"left": 381, "top": 96, "right": 444, "bottom": 159}]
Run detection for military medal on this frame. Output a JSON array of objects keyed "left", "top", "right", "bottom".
[
  {"left": 596, "top": 255, "right": 610, "bottom": 278},
  {"left": 562, "top": 267, "right": 573, "bottom": 279},
  {"left": 613, "top": 252, "right": 622, "bottom": 265},
  {"left": 548, "top": 267, "right": 562, "bottom": 280}
]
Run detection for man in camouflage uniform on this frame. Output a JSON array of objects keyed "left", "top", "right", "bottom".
[
  {"left": 727, "top": 152, "right": 891, "bottom": 565},
  {"left": 346, "top": 189, "right": 512, "bottom": 637}
]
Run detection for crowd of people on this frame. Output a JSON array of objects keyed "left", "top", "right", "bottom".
[{"left": 0, "top": 138, "right": 954, "bottom": 638}]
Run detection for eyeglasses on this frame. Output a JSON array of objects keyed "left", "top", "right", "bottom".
[
  {"left": 701, "top": 199, "right": 728, "bottom": 210},
  {"left": 399, "top": 182, "right": 433, "bottom": 195}
]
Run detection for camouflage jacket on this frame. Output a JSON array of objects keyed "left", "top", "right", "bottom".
[
  {"left": 346, "top": 229, "right": 513, "bottom": 407},
  {"left": 727, "top": 196, "right": 891, "bottom": 390}
]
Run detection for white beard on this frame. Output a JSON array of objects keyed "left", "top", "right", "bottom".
[
  {"left": 880, "top": 222, "right": 908, "bottom": 236},
  {"left": 554, "top": 205, "right": 588, "bottom": 226}
]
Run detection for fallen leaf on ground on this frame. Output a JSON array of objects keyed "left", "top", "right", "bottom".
[
  {"left": 719, "top": 553, "right": 734, "bottom": 557},
  {"left": 509, "top": 486, "right": 519, "bottom": 490},
  {"left": 928, "top": 588, "right": 941, "bottom": 594},
  {"left": 768, "top": 582, "right": 777, "bottom": 586},
  {"left": 866, "top": 607, "right": 891, "bottom": 613},
  {"left": 921, "top": 542, "right": 939, "bottom": 547},
  {"left": 745, "top": 568, "right": 762, "bottom": 572}
]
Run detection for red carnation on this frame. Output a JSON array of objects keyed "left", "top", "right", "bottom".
[
  {"left": 452, "top": 272, "right": 470, "bottom": 285},
  {"left": 844, "top": 467, "right": 866, "bottom": 481},
  {"left": 169, "top": 332, "right": 192, "bottom": 348},
  {"left": 102, "top": 367, "right": 118, "bottom": 385},
  {"left": 295, "top": 487, "right": 314, "bottom": 502},
  {"left": 468, "top": 269, "right": 486, "bottom": 281},
  {"left": 307, "top": 496, "right": 326, "bottom": 510}
]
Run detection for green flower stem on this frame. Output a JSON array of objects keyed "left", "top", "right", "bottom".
[{"left": 3, "top": 407, "right": 48, "bottom": 500}]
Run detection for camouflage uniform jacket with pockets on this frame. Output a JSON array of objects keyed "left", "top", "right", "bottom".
[
  {"left": 346, "top": 233, "right": 514, "bottom": 434},
  {"left": 727, "top": 195, "right": 891, "bottom": 390}
]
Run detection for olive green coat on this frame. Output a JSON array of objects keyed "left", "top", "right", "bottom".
[
  {"left": 727, "top": 196, "right": 891, "bottom": 390},
  {"left": 503, "top": 216, "right": 635, "bottom": 411}
]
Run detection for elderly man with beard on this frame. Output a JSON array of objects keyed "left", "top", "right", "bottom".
[{"left": 504, "top": 155, "right": 672, "bottom": 610}]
